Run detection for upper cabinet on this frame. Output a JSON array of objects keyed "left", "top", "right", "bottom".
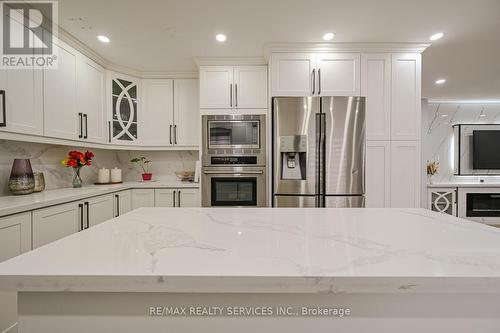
[
  {"left": 391, "top": 53, "right": 422, "bottom": 141},
  {"left": 108, "top": 72, "right": 140, "bottom": 144},
  {"left": 270, "top": 53, "right": 360, "bottom": 96},
  {"left": 76, "top": 55, "right": 106, "bottom": 143},
  {"left": 199, "top": 65, "right": 267, "bottom": 109},
  {"left": 43, "top": 39, "right": 78, "bottom": 140},
  {"left": 141, "top": 78, "right": 199, "bottom": 147}
]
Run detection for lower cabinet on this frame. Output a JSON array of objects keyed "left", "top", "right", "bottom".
[
  {"left": 114, "top": 190, "right": 132, "bottom": 217},
  {"left": 155, "top": 188, "right": 200, "bottom": 207},
  {"left": 32, "top": 202, "right": 81, "bottom": 249},
  {"left": 85, "top": 194, "right": 114, "bottom": 228},
  {"left": 428, "top": 187, "right": 457, "bottom": 216},
  {"left": 132, "top": 189, "right": 156, "bottom": 209}
]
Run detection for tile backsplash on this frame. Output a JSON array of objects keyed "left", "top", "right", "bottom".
[{"left": 0, "top": 140, "right": 198, "bottom": 196}]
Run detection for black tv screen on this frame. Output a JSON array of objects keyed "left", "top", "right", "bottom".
[{"left": 473, "top": 130, "right": 500, "bottom": 169}]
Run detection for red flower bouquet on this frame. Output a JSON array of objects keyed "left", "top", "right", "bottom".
[{"left": 61, "top": 150, "right": 94, "bottom": 188}]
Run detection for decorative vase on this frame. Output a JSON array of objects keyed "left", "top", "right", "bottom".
[
  {"left": 33, "top": 172, "right": 46, "bottom": 192},
  {"left": 142, "top": 173, "right": 152, "bottom": 181},
  {"left": 72, "top": 167, "right": 83, "bottom": 188},
  {"left": 8, "top": 159, "right": 35, "bottom": 195},
  {"left": 428, "top": 174, "right": 434, "bottom": 185}
]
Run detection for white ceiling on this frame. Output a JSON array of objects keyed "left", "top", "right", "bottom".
[{"left": 58, "top": 0, "right": 500, "bottom": 99}]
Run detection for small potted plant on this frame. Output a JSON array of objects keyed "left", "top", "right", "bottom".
[
  {"left": 130, "top": 157, "right": 152, "bottom": 181},
  {"left": 61, "top": 150, "right": 94, "bottom": 188},
  {"left": 426, "top": 160, "right": 439, "bottom": 185}
]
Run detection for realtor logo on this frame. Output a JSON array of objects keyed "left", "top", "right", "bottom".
[{"left": 1, "top": 1, "right": 58, "bottom": 69}]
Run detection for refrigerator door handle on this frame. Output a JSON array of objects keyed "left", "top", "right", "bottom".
[
  {"left": 320, "top": 112, "right": 326, "bottom": 207},
  {"left": 315, "top": 113, "right": 322, "bottom": 207}
]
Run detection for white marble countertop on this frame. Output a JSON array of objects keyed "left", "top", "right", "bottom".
[
  {"left": 1, "top": 208, "right": 500, "bottom": 294},
  {"left": 0, "top": 178, "right": 199, "bottom": 217}
]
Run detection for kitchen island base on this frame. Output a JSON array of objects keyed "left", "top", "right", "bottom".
[{"left": 18, "top": 291, "right": 500, "bottom": 333}]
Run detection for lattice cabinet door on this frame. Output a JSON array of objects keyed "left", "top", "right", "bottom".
[
  {"left": 427, "top": 188, "right": 457, "bottom": 216},
  {"left": 109, "top": 75, "right": 139, "bottom": 144}
]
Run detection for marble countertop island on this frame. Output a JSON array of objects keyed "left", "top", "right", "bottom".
[{"left": 1, "top": 208, "right": 500, "bottom": 294}]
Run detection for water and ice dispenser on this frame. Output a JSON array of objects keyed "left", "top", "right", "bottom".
[{"left": 279, "top": 135, "right": 307, "bottom": 180}]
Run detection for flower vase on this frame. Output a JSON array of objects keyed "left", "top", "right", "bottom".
[
  {"left": 72, "top": 167, "right": 83, "bottom": 188},
  {"left": 427, "top": 174, "right": 434, "bottom": 185}
]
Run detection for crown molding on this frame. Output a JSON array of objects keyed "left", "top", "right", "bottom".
[
  {"left": 264, "top": 42, "right": 431, "bottom": 58},
  {"left": 194, "top": 57, "right": 267, "bottom": 67}
]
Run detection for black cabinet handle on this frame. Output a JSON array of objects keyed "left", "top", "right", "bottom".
[
  {"left": 0, "top": 90, "right": 6, "bottom": 127},
  {"left": 230, "top": 83, "right": 233, "bottom": 107},
  {"left": 178, "top": 190, "right": 181, "bottom": 207},
  {"left": 173, "top": 190, "right": 176, "bottom": 207},
  {"left": 235, "top": 84, "right": 238, "bottom": 107},
  {"left": 115, "top": 194, "right": 120, "bottom": 217},
  {"left": 312, "top": 69, "right": 316, "bottom": 95},
  {"left": 78, "top": 203, "right": 84, "bottom": 231},
  {"left": 85, "top": 202, "right": 90, "bottom": 229},
  {"left": 174, "top": 125, "right": 177, "bottom": 145},
  {"left": 169, "top": 125, "right": 173, "bottom": 145},
  {"left": 78, "top": 113, "right": 83, "bottom": 138},
  {"left": 108, "top": 121, "right": 112, "bottom": 143},
  {"left": 83, "top": 114, "right": 88, "bottom": 139},
  {"left": 318, "top": 68, "right": 321, "bottom": 95}
]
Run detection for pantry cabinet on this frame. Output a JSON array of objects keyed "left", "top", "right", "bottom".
[
  {"left": 155, "top": 188, "right": 200, "bottom": 207},
  {"left": 366, "top": 141, "right": 391, "bottom": 208},
  {"left": 390, "top": 141, "right": 421, "bottom": 208},
  {"left": 76, "top": 55, "right": 106, "bottom": 143},
  {"left": 114, "top": 190, "right": 132, "bottom": 217},
  {"left": 199, "top": 66, "right": 267, "bottom": 109},
  {"left": 132, "top": 189, "right": 155, "bottom": 209},
  {"left": 270, "top": 53, "right": 360, "bottom": 96},
  {"left": 43, "top": 39, "right": 78, "bottom": 140}
]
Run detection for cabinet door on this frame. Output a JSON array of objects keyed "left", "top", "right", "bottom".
[
  {"left": 43, "top": 40, "right": 78, "bottom": 140},
  {"left": 178, "top": 188, "right": 200, "bottom": 207},
  {"left": 390, "top": 141, "right": 421, "bottom": 208},
  {"left": 142, "top": 79, "right": 174, "bottom": 146},
  {"left": 391, "top": 54, "right": 422, "bottom": 140},
  {"left": 109, "top": 73, "right": 140, "bottom": 144},
  {"left": 365, "top": 141, "right": 391, "bottom": 208},
  {"left": 199, "top": 66, "right": 233, "bottom": 108},
  {"left": 155, "top": 189, "right": 175, "bottom": 207},
  {"left": 114, "top": 190, "right": 132, "bottom": 217},
  {"left": 77, "top": 55, "right": 105, "bottom": 143},
  {"left": 173, "top": 79, "right": 199, "bottom": 147},
  {"left": 316, "top": 53, "right": 360, "bottom": 96},
  {"left": 233, "top": 66, "right": 267, "bottom": 109},
  {"left": 32, "top": 202, "right": 81, "bottom": 248},
  {"left": 428, "top": 188, "right": 457, "bottom": 216},
  {"left": 132, "top": 189, "right": 155, "bottom": 209},
  {"left": 361, "top": 54, "right": 391, "bottom": 140},
  {"left": 270, "top": 53, "right": 315, "bottom": 96},
  {"left": 86, "top": 194, "right": 114, "bottom": 227},
  {"left": 0, "top": 212, "right": 31, "bottom": 262}
]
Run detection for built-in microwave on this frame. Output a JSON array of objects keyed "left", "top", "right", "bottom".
[{"left": 202, "top": 114, "right": 266, "bottom": 167}]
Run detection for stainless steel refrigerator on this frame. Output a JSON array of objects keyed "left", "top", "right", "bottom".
[{"left": 272, "top": 96, "right": 365, "bottom": 208}]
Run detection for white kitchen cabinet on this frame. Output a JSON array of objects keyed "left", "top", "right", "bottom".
[
  {"left": 174, "top": 79, "right": 200, "bottom": 146},
  {"left": 361, "top": 54, "right": 391, "bottom": 141},
  {"left": 114, "top": 190, "right": 132, "bottom": 217},
  {"left": 366, "top": 141, "right": 391, "bottom": 208},
  {"left": 391, "top": 53, "right": 422, "bottom": 141},
  {"left": 390, "top": 141, "right": 421, "bottom": 208},
  {"left": 76, "top": 55, "right": 106, "bottom": 143},
  {"left": 0, "top": 68, "right": 43, "bottom": 136},
  {"left": 233, "top": 66, "right": 268, "bottom": 108},
  {"left": 200, "top": 66, "right": 267, "bottom": 109},
  {"left": 109, "top": 72, "right": 140, "bottom": 144},
  {"left": 32, "top": 202, "right": 81, "bottom": 248},
  {"left": 270, "top": 53, "right": 315, "bottom": 96},
  {"left": 155, "top": 188, "right": 200, "bottom": 207},
  {"left": 316, "top": 53, "right": 360, "bottom": 96},
  {"left": 0, "top": 212, "right": 31, "bottom": 262},
  {"left": 132, "top": 189, "right": 155, "bottom": 209},
  {"left": 85, "top": 194, "right": 114, "bottom": 227},
  {"left": 43, "top": 40, "right": 78, "bottom": 140},
  {"left": 142, "top": 79, "right": 174, "bottom": 146},
  {"left": 199, "top": 66, "right": 234, "bottom": 108},
  {"left": 428, "top": 187, "right": 457, "bottom": 216}
]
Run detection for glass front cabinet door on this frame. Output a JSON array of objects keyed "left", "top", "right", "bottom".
[
  {"left": 109, "top": 73, "right": 139, "bottom": 144},
  {"left": 428, "top": 187, "right": 457, "bottom": 216}
]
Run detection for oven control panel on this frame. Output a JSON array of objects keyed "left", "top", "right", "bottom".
[{"left": 211, "top": 156, "right": 257, "bottom": 165}]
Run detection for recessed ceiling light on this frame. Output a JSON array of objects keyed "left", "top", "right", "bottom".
[
  {"left": 435, "top": 79, "right": 446, "bottom": 85},
  {"left": 216, "top": 33, "right": 226, "bottom": 42},
  {"left": 97, "top": 35, "right": 110, "bottom": 43},
  {"left": 322, "top": 32, "right": 335, "bottom": 41},
  {"left": 430, "top": 32, "right": 444, "bottom": 41}
]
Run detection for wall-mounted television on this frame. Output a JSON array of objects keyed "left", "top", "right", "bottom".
[{"left": 473, "top": 130, "right": 500, "bottom": 169}]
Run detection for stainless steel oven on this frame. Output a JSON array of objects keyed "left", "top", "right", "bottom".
[
  {"left": 202, "top": 114, "right": 266, "bottom": 167},
  {"left": 202, "top": 166, "right": 266, "bottom": 207}
]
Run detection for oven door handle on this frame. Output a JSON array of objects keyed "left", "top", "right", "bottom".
[{"left": 203, "top": 171, "right": 264, "bottom": 175}]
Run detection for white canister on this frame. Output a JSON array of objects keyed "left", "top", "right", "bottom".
[
  {"left": 111, "top": 167, "right": 122, "bottom": 183},
  {"left": 97, "top": 168, "right": 110, "bottom": 184}
]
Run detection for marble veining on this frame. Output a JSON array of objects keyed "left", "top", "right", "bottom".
[{"left": 3, "top": 208, "right": 500, "bottom": 293}]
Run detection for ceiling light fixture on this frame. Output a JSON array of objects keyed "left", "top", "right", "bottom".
[
  {"left": 322, "top": 32, "right": 335, "bottom": 41},
  {"left": 97, "top": 35, "right": 110, "bottom": 43},
  {"left": 216, "top": 33, "right": 226, "bottom": 42},
  {"left": 435, "top": 79, "right": 446, "bottom": 85},
  {"left": 429, "top": 32, "right": 444, "bottom": 41}
]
